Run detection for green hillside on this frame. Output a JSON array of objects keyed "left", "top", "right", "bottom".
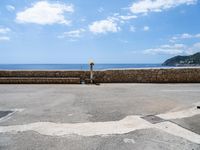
[{"left": 162, "top": 52, "right": 200, "bottom": 66}]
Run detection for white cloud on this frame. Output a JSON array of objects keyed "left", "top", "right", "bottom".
[
  {"left": 196, "top": 34, "right": 200, "bottom": 38},
  {"left": 170, "top": 33, "right": 200, "bottom": 42},
  {"left": 185, "top": 42, "right": 200, "bottom": 54},
  {"left": 107, "top": 14, "right": 137, "bottom": 22},
  {"left": 160, "top": 44, "right": 186, "bottom": 49},
  {"left": 130, "top": 0, "right": 197, "bottom": 14},
  {"left": 59, "top": 28, "right": 85, "bottom": 39},
  {"left": 88, "top": 13, "right": 137, "bottom": 34},
  {"left": 89, "top": 19, "right": 120, "bottom": 34},
  {"left": 0, "top": 36, "right": 10, "bottom": 41},
  {"left": 144, "top": 44, "right": 186, "bottom": 55},
  {"left": 16, "top": 1, "right": 74, "bottom": 25},
  {"left": 0, "top": 27, "right": 11, "bottom": 41},
  {"left": 143, "top": 43, "right": 200, "bottom": 55},
  {"left": 6, "top": 5, "right": 15, "bottom": 12},
  {"left": 98, "top": 7, "right": 104, "bottom": 13},
  {"left": 119, "top": 15, "right": 137, "bottom": 20},
  {"left": 119, "top": 39, "right": 129, "bottom": 43},
  {"left": 130, "top": 26, "right": 136, "bottom": 32},
  {"left": 143, "top": 26, "right": 150, "bottom": 31},
  {"left": 0, "top": 27, "right": 11, "bottom": 34},
  {"left": 180, "top": 33, "right": 193, "bottom": 39},
  {"left": 192, "top": 42, "right": 200, "bottom": 49}
]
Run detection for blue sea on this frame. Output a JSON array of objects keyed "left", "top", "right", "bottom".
[{"left": 0, "top": 64, "right": 166, "bottom": 70}]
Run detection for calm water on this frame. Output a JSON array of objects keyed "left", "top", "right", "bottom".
[{"left": 0, "top": 64, "right": 164, "bottom": 70}]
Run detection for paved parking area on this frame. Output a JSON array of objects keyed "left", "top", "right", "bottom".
[{"left": 0, "top": 84, "right": 200, "bottom": 150}]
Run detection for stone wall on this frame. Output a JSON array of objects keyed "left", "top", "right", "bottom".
[
  {"left": 93, "top": 68, "right": 200, "bottom": 83},
  {"left": 0, "top": 71, "right": 88, "bottom": 84},
  {"left": 0, "top": 70, "right": 89, "bottom": 79},
  {"left": 0, "top": 68, "right": 200, "bottom": 83}
]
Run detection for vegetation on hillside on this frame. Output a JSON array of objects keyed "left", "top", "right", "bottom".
[{"left": 162, "top": 52, "right": 200, "bottom": 66}]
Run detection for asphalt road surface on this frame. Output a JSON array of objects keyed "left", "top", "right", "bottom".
[{"left": 0, "top": 84, "right": 200, "bottom": 150}]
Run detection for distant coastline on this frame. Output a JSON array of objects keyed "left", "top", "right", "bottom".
[{"left": 162, "top": 52, "right": 200, "bottom": 67}]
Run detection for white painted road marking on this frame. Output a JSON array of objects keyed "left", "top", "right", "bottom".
[
  {"left": 154, "top": 121, "right": 200, "bottom": 144},
  {"left": 0, "top": 106, "right": 199, "bottom": 144},
  {"left": 157, "top": 107, "right": 200, "bottom": 120},
  {"left": 162, "top": 90, "right": 200, "bottom": 92},
  {"left": 0, "top": 109, "right": 24, "bottom": 122},
  {"left": 0, "top": 116, "right": 152, "bottom": 137}
]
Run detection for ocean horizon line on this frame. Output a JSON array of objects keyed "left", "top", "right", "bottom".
[
  {"left": 0, "top": 64, "right": 199, "bottom": 71},
  {"left": 0, "top": 64, "right": 163, "bottom": 71}
]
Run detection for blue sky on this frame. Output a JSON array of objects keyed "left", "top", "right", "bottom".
[{"left": 0, "top": 0, "right": 200, "bottom": 64}]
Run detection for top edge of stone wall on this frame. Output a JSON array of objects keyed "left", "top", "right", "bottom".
[
  {"left": 96, "top": 67, "right": 200, "bottom": 72},
  {"left": 1, "top": 67, "right": 200, "bottom": 72},
  {"left": 0, "top": 70, "right": 88, "bottom": 72}
]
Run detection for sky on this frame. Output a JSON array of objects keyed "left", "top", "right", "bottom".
[{"left": 0, "top": 0, "right": 200, "bottom": 64}]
